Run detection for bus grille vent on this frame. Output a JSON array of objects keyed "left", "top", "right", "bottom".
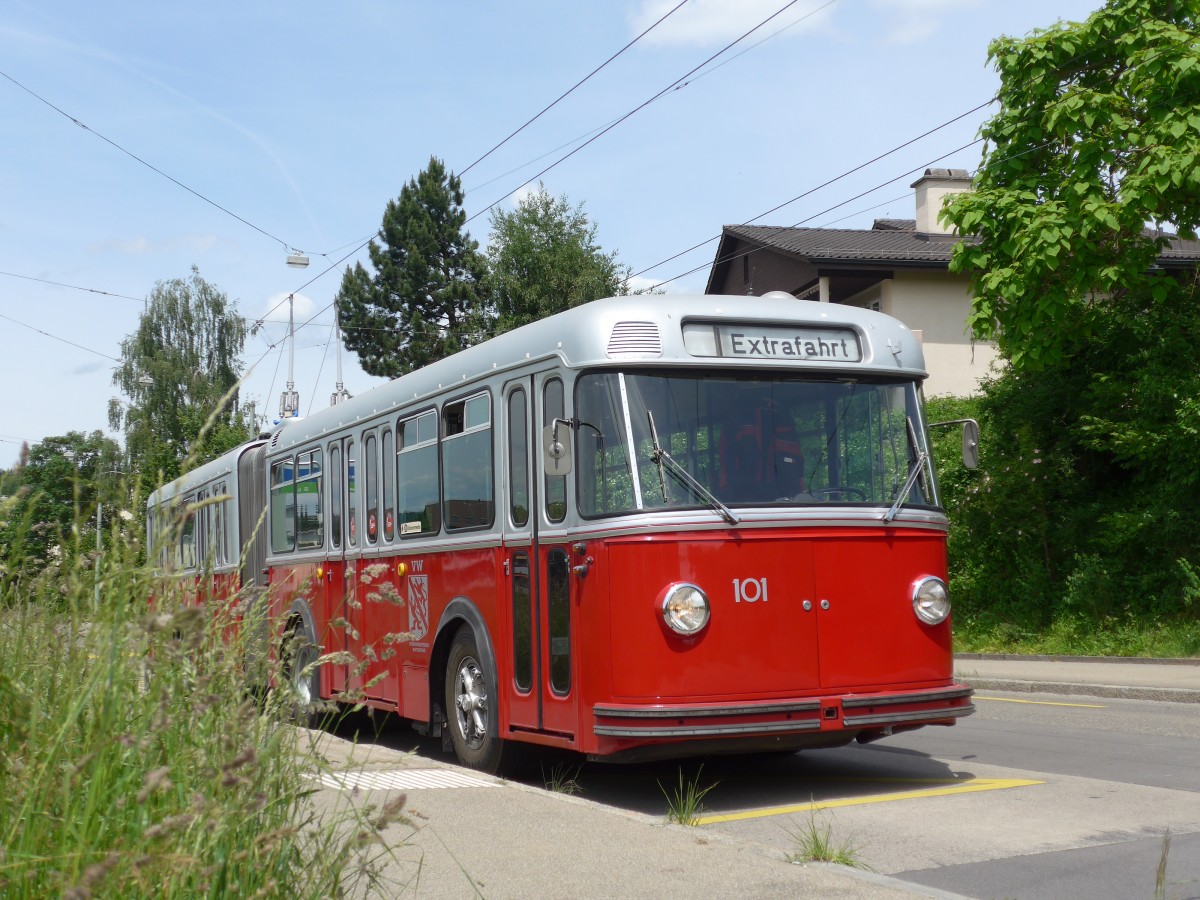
[{"left": 607, "top": 321, "right": 662, "bottom": 358}]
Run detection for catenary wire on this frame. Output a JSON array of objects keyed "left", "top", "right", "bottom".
[
  {"left": 0, "top": 310, "right": 121, "bottom": 362},
  {"left": 458, "top": 0, "right": 690, "bottom": 178},
  {"left": 464, "top": 0, "right": 841, "bottom": 226},
  {"left": 0, "top": 68, "right": 305, "bottom": 256}
]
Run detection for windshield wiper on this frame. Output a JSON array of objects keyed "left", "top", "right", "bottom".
[
  {"left": 883, "top": 417, "right": 928, "bottom": 523},
  {"left": 647, "top": 411, "right": 739, "bottom": 526}
]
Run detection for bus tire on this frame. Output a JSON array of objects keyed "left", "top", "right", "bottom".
[
  {"left": 282, "top": 618, "right": 321, "bottom": 727},
  {"left": 445, "top": 628, "right": 504, "bottom": 773}
]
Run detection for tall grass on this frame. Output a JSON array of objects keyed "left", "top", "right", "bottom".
[{"left": 0, "top": 504, "right": 406, "bottom": 898}]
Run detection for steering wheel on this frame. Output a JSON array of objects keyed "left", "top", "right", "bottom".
[{"left": 808, "top": 486, "right": 866, "bottom": 501}]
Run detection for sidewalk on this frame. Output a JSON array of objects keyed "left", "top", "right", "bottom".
[
  {"left": 955, "top": 653, "right": 1200, "bottom": 703},
  {"left": 306, "top": 730, "right": 951, "bottom": 900},
  {"left": 304, "top": 655, "right": 1198, "bottom": 898}
]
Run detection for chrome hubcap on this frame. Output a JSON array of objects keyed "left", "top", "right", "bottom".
[{"left": 454, "top": 655, "right": 487, "bottom": 749}]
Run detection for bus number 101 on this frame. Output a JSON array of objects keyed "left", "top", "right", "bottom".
[{"left": 733, "top": 577, "right": 768, "bottom": 603}]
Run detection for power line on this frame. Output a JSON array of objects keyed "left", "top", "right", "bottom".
[
  {"left": 631, "top": 98, "right": 993, "bottom": 280},
  {"left": 464, "top": 0, "right": 840, "bottom": 226},
  {"left": 0, "top": 310, "right": 121, "bottom": 362},
  {"left": 459, "top": 0, "right": 691, "bottom": 178},
  {"left": 0, "top": 269, "right": 145, "bottom": 303},
  {"left": 0, "top": 67, "right": 305, "bottom": 256},
  {"left": 633, "top": 16, "right": 1189, "bottom": 288}
]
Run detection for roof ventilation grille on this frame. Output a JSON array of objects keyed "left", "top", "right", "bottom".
[{"left": 606, "top": 321, "right": 662, "bottom": 358}]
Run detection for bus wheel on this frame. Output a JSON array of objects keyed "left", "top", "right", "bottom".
[
  {"left": 283, "top": 620, "right": 320, "bottom": 727},
  {"left": 445, "top": 629, "right": 502, "bottom": 772}
]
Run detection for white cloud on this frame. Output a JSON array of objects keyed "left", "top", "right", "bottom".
[
  {"left": 260, "top": 290, "right": 318, "bottom": 323},
  {"left": 626, "top": 274, "right": 694, "bottom": 295},
  {"left": 629, "top": 0, "right": 834, "bottom": 47},
  {"left": 89, "top": 233, "right": 225, "bottom": 256},
  {"left": 870, "top": 0, "right": 982, "bottom": 45},
  {"left": 94, "top": 236, "right": 153, "bottom": 255},
  {"left": 506, "top": 182, "right": 539, "bottom": 209}
]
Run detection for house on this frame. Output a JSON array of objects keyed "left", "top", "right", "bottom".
[
  {"left": 706, "top": 168, "right": 1200, "bottom": 397},
  {"left": 705, "top": 169, "right": 991, "bottom": 396}
]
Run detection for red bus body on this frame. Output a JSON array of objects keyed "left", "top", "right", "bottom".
[{"left": 150, "top": 295, "right": 974, "bottom": 768}]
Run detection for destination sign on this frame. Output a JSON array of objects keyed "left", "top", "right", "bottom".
[{"left": 682, "top": 322, "right": 862, "bottom": 362}]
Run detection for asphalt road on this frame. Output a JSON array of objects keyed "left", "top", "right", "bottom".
[
  {"left": 534, "top": 690, "right": 1200, "bottom": 899},
  {"left": 346, "top": 688, "right": 1200, "bottom": 899}
]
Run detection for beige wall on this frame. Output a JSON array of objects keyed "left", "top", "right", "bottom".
[{"left": 882, "top": 271, "right": 999, "bottom": 397}]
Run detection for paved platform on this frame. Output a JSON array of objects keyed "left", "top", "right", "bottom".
[
  {"left": 301, "top": 655, "right": 1199, "bottom": 898},
  {"left": 303, "top": 729, "right": 950, "bottom": 899}
]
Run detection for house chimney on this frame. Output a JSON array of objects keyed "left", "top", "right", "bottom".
[{"left": 911, "top": 168, "right": 972, "bottom": 235}]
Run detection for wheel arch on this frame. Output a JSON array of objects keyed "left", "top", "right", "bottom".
[
  {"left": 286, "top": 596, "right": 318, "bottom": 646},
  {"left": 431, "top": 596, "right": 499, "bottom": 738}
]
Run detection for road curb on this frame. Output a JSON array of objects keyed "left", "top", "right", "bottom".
[{"left": 962, "top": 677, "right": 1200, "bottom": 704}]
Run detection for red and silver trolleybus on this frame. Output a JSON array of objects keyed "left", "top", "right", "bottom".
[{"left": 149, "top": 293, "right": 976, "bottom": 771}]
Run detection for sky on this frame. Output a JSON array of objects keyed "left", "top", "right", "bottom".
[{"left": 1, "top": 0, "right": 1105, "bottom": 469}]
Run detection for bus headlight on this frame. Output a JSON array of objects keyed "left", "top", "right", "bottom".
[
  {"left": 912, "top": 577, "right": 950, "bottom": 625},
  {"left": 661, "top": 583, "right": 710, "bottom": 636}
]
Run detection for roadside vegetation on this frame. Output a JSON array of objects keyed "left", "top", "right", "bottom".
[
  {"left": 929, "top": 393, "right": 1200, "bottom": 658},
  {"left": 659, "top": 765, "right": 719, "bottom": 826},
  {"left": 926, "top": 0, "right": 1200, "bottom": 660},
  {"left": 784, "top": 811, "right": 870, "bottom": 870},
  {"left": 0, "top": 500, "right": 406, "bottom": 898}
]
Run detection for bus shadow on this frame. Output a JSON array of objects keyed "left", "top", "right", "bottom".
[
  {"left": 316, "top": 710, "right": 976, "bottom": 821},
  {"left": 516, "top": 740, "right": 973, "bottom": 819}
]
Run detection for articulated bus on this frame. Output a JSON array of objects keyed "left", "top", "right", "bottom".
[{"left": 149, "top": 292, "right": 977, "bottom": 771}]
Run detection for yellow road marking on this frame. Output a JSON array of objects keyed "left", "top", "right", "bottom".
[
  {"left": 975, "top": 695, "right": 1106, "bottom": 709},
  {"left": 695, "top": 778, "right": 1043, "bottom": 825}
]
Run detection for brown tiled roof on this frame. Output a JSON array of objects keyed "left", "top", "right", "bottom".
[
  {"left": 722, "top": 223, "right": 1200, "bottom": 268},
  {"left": 724, "top": 223, "right": 959, "bottom": 266}
]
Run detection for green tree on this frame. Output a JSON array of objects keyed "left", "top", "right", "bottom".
[
  {"left": 336, "top": 156, "right": 491, "bottom": 378},
  {"left": 943, "top": 0, "right": 1200, "bottom": 371},
  {"left": 0, "top": 431, "right": 122, "bottom": 580},
  {"left": 935, "top": 0, "right": 1200, "bottom": 638},
  {"left": 108, "top": 267, "right": 255, "bottom": 496},
  {"left": 488, "top": 185, "right": 630, "bottom": 333}
]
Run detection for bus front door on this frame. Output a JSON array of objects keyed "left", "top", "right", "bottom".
[{"left": 502, "top": 375, "right": 577, "bottom": 742}]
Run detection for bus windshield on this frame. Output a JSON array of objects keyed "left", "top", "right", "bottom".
[{"left": 574, "top": 371, "right": 938, "bottom": 517}]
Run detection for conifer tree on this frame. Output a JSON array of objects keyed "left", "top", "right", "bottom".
[{"left": 336, "top": 157, "right": 491, "bottom": 378}]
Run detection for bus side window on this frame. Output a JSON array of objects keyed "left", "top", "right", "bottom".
[
  {"left": 296, "top": 450, "right": 323, "bottom": 550},
  {"left": 212, "top": 483, "right": 225, "bottom": 567},
  {"left": 364, "top": 433, "right": 378, "bottom": 544},
  {"left": 544, "top": 379, "right": 566, "bottom": 523},
  {"left": 507, "top": 389, "right": 529, "bottom": 527},
  {"left": 181, "top": 494, "right": 197, "bottom": 569},
  {"left": 381, "top": 429, "right": 395, "bottom": 542},
  {"left": 443, "top": 393, "right": 494, "bottom": 531},
  {"left": 329, "top": 444, "right": 342, "bottom": 549},
  {"left": 399, "top": 411, "right": 440, "bottom": 537},
  {"left": 270, "top": 457, "right": 296, "bottom": 554},
  {"left": 347, "top": 440, "right": 358, "bottom": 547}
]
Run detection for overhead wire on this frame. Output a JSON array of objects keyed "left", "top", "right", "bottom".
[
  {"left": 458, "top": 0, "right": 691, "bottom": 178},
  {"left": 0, "top": 270, "right": 145, "bottom": 303},
  {"left": 630, "top": 98, "right": 993, "bottom": 281},
  {"left": 0, "top": 68, "right": 306, "bottom": 256},
  {"left": 633, "top": 21, "right": 1195, "bottom": 289},
  {"left": 464, "top": 0, "right": 840, "bottom": 227},
  {"left": 0, "top": 310, "right": 121, "bottom": 362}
]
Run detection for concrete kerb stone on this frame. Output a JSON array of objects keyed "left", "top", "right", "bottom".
[{"left": 958, "top": 677, "right": 1200, "bottom": 704}]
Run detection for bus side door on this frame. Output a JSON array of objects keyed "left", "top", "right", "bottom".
[
  {"left": 536, "top": 373, "right": 576, "bottom": 739},
  {"left": 502, "top": 379, "right": 539, "bottom": 733}
]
